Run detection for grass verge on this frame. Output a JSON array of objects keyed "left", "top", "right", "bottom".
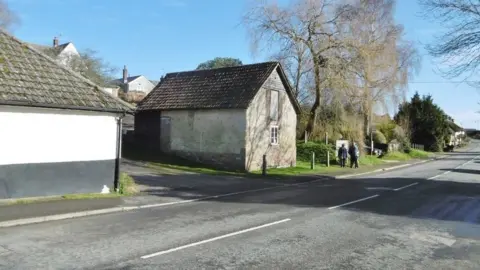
[
  {"left": 407, "top": 149, "right": 432, "bottom": 159},
  {"left": 382, "top": 149, "right": 432, "bottom": 161},
  {"left": 250, "top": 161, "right": 343, "bottom": 176}
]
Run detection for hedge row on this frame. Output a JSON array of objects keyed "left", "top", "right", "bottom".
[{"left": 297, "top": 141, "right": 336, "bottom": 164}]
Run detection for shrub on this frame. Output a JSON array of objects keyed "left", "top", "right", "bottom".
[
  {"left": 118, "top": 173, "right": 138, "bottom": 195},
  {"left": 392, "top": 126, "right": 406, "bottom": 141},
  {"left": 408, "top": 149, "right": 431, "bottom": 159},
  {"left": 372, "top": 130, "right": 387, "bottom": 144},
  {"left": 297, "top": 141, "right": 336, "bottom": 164},
  {"left": 378, "top": 121, "right": 396, "bottom": 142}
]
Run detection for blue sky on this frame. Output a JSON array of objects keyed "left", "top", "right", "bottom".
[{"left": 6, "top": 0, "right": 480, "bottom": 129}]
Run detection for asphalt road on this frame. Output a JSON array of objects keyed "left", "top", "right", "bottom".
[{"left": 2, "top": 143, "right": 480, "bottom": 269}]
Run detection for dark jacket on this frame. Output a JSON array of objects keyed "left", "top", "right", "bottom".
[
  {"left": 349, "top": 145, "right": 359, "bottom": 158},
  {"left": 338, "top": 146, "right": 348, "bottom": 159}
]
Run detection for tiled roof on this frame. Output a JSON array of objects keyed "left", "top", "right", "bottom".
[
  {"left": 27, "top": 42, "right": 71, "bottom": 57},
  {"left": 137, "top": 62, "right": 283, "bottom": 111},
  {"left": 0, "top": 30, "right": 133, "bottom": 113}
]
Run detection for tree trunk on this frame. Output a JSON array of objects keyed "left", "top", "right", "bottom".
[{"left": 303, "top": 57, "right": 322, "bottom": 139}]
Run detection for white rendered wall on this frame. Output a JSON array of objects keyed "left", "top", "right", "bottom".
[
  {"left": 57, "top": 43, "right": 80, "bottom": 67},
  {"left": 0, "top": 106, "right": 118, "bottom": 166},
  {"left": 128, "top": 76, "right": 155, "bottom": 94}
]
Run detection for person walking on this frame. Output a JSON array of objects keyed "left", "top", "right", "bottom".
[
  {"left": 349, "top": 142, "right": 360, "bottom": 169},
  {"left": 338, "top": 143, "right": 348, "bottom": 167}
]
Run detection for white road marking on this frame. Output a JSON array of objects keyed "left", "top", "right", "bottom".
[
  {"left": 393, "top": 182, "right": 419, "bottom": 191},
  {"left": 410, "top": 232, "right": 456, "bottom": 247},
  {"left": 141, "top": 218, "right": 291, "bottom": 259},
  {"left": 428, "top": 154, "right": 480, "bottom": 180},
  {"left": 365, "top": 187, "right": 394, "bottom": 191},
  {"left": 138, "top": 185, "right": 283, "bottom": 209},
  {"left": 328, "top": 194, "right": 379, "bottom": 210},
  {"left": 138, "top": 179, "right": 332, "bottom": 209}
]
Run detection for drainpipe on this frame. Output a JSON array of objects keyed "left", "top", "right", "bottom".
[{"left": 113, "top": 112, "right": 126, "bottom": 192}]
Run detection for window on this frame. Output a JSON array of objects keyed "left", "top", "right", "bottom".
[
  {"left": 270, "top": 126, "right": 278, "bottom": 145},
  {"left": 270, "top": 90, "right": 279, "bottom": 121}
]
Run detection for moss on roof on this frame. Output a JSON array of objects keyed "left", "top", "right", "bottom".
[{"left": 0, "top": 30, "right": 133, "bottom": 113}]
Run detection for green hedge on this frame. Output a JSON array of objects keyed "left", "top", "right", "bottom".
[{"left": 297, "top": 141, "right": 336, "bottom": 164}]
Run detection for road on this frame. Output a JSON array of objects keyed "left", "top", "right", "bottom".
[{"left": 2, "top": 144, "right": 480, "bottom": 269}]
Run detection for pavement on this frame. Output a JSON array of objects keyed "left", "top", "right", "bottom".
[{"left": 1, "top": 143, "right": 480, "bottom": 269}]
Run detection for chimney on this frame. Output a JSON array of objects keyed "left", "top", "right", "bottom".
[
  {"left": 53, "top": 37, "right": 59, "bottom": 48},
  {"left": 123, "top": 65, "right": 128, "bottom": 84}
]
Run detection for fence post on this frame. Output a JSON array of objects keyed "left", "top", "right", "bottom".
[
  {"left": 304, "top": 131, "right": 308, "bottom": 143},
  {"left": 325, "top": 132, "right": 328, "bottom": 144},
  {"left": 262, "top": 154, "right": 267, "bottom": 176},
  {"left": 311, "top": 152, "right": 315, "bottom": 169},
  {"left": 327, "top": 151, "right": 330, "bottom": 167}
]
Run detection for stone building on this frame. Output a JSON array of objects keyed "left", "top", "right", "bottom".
[{"left": 135, "top": 62, "right": 300, "bottom": 171}]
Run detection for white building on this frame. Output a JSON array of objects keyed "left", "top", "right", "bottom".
[
  {"left": 0, "top": 30, "right": 133, "bottom": 199},
  {"left": 110, "top": 65, "right": 157, "bottom": 95}
]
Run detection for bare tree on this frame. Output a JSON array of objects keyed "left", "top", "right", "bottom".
[
  {"left": 69, "top": 49, "right": 118, "bottom": 86},
  {"left": 0, "top": 0, "right": 19, "bottom": 31},
  {"left": 243, "top": 0, "right": 351, "bottom": 138},
  {"left": 418, "top": 0, "right": 480, "bottom": 79},
  {"left": 342, "top": 0, "right": 419, "bottom": 136},
  {"left": 270, "top": 42, "right": 313, "bottom": 104}
]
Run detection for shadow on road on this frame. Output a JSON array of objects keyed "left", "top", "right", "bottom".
[
  {"left": 441, "top": 168, "right": 480, "bottom": 175},
  {"left": 128, "top": 170, "right": 480, "bottom": 226},
  {"left": 122, "top": 147, "right": 480, "bottom": 227}
]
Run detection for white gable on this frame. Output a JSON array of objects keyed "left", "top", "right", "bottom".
[{"left": 127, "top": 76, "right": 156, "bottom": 94}]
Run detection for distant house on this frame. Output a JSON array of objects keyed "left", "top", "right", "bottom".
[
  {"left": 29, "top": 37, "right": 80, "bottom": 67},
  {"left": 28, "top": 37, "right": 121, "bottom": 97},
  {"left": 110, "top": 66, "right": 157, "bottom": 96},
  {"left": 135, "top": 62, "right": 301, "bottom": 171},
  {"left": 0, "top": 30, "right": 133, "bottom": 199}
]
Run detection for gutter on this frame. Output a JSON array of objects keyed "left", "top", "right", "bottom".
[
  {"left": 113, "top": 112, "right": 126, "bottom": 192},
  {"left": 0, "top": 101, "right": 134, "bottom": 114}
]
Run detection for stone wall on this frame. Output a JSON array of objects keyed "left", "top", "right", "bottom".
[
  {"left": 245, "top": 69, "right": 297, "bottom": 171},
  {"left": 161, "top": 109, "right": 247, "bottom": 170}
]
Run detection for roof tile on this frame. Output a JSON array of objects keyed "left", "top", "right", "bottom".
[
  {"left": 137, "top": 62, "right": 279, "bottom": 111},
  {"left": 0, "top": 30, "right": 132, "bottom": 112}
]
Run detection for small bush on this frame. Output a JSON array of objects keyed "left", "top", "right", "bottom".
[
  {"left": 119, "top": 173, "right": 138, "bottom": 195},
  {"left": 373, "top": 130, "right": 387, "bottom": 144},
  {"left": 378, "top": 121, "right": 396, "bottom": 142},
  {"left": 407, "top": 149, "right": 431, "bottom": 159},
  {"left": 382, "top": 151, "right": 411, "bottom": 161},
  {"left": 297, "top": 141, "right": 336, "bottom": 164},
  {"left": 392, "top": 126, "right": 406, "bottom": 141}
]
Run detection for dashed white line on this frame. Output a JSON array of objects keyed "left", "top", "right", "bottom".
[
  {"left": 138, "top": 179, "right": 331, "bottom": 209},
  {"left": 141, "top": 218, "right": 291, "bottom": 259},
  {"left": 427, "top": 154, "right": 480, "bottom": 180},
  {"left": 393, "top": 182, "right": 419, "bottom": 191},
  {"left": 327, "top": 194, "right": 379, "bottom": 210},
  {"left": 138, "top": 185, "right": 284, "bottom": 209}
]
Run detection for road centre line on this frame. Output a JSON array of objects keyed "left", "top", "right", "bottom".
[
  {"left": 428, "top": 155, "right": 480, "bottom": 180},
  {"left": 138, "top": 178, "right": 329, "bottom": 209},
  {"left": 327, "top": 194, "right": 379, "bottom": 210},
  {"left": 393, "top": 182, "right": 419, "bottom": 191},
  {"left": 141, "top": 218, "right": 291, "bottom": 259}
]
